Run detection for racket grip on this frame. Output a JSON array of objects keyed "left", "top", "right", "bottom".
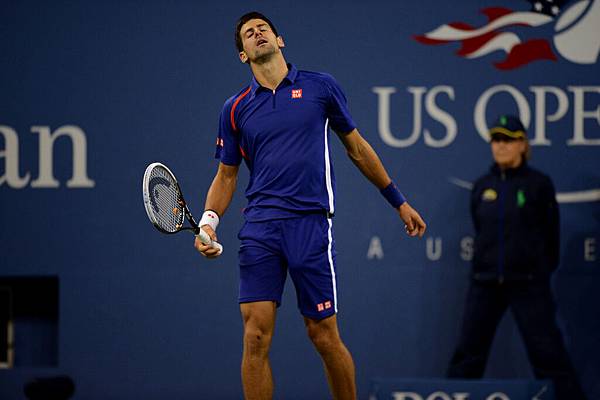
[{"left": 197, "top": 228, "right": 224, "bottom": 255}]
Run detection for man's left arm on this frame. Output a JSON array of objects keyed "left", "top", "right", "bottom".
[{"left": 336, "top": 128, "right": 426, "bottom": 237}]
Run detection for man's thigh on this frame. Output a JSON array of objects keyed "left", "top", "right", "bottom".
[
  {"left": 282, "top": 214, "right": 337, "bottom": 320},
  {"left": 238, "top": 220, "right": 287, "bottom": 306}
]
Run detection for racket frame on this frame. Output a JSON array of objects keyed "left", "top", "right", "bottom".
[{"left": 142, "top": 162, "right": 219, "bottom": 251}]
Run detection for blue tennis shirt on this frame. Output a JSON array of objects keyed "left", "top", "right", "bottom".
[{"left": 215, "top": 64, "right": 356, "bottom": 221}]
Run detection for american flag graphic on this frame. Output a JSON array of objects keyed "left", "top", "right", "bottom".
[{"left": 414, "top": 0, "right": 579, "bottom": 70}]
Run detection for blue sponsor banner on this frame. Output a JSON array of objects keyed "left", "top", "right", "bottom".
[{"left": 369, "top": 378, "right": 554, "bottom": 400}]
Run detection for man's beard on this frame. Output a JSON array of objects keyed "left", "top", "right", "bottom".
[{"left": 250, "top": 45, "right": 278, "bottom": 65}]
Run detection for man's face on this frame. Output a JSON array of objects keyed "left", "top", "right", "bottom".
[
  {"left": 238, "top": 19, "right": 284, "bottom": 64},
  {"left": 490, "top": 135, "right": 526, "bottom": 168}
]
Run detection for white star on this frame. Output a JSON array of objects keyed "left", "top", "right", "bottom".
[
  {"left": 534, "top": 2, "right": 543, "bottom": 11},
  {"left": 551, "top": 5, "right": 560, "bottom": 14}
]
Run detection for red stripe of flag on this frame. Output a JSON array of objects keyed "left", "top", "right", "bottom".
[{"left": 494, "top": 39, "right": 557, "bottom": 70}]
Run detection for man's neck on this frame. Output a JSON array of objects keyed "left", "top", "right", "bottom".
[
  {"left": 250, "top": 54, "right": 289, "bottom": 91},
  {"left": 497, "top": 159, "right": 524, "bottom": 171}
]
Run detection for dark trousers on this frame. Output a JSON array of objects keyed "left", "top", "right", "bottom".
[{"left": 446, "top": 279, "right": 586, "bottom": 400}]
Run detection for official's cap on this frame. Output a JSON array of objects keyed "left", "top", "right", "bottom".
[{"left": 489, "top": 115, "right": 526, "bottom": 139}]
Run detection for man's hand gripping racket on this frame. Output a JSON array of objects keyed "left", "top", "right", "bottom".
[{"left": 142, "top": 162, "right": 223, "bottom": 256}]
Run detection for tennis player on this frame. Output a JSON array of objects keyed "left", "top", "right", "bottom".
[{"left": 195, "top": 12, "right": 426, "bottom": 400}]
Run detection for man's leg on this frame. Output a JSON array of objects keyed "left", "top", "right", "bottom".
[
  {"left": 509, "top": 282, "right": 587, "bottom": 400},
  {"left": 304, "top": 314, "right": 356, "bottom": 400},
  {"left": 447, "top": 280, "right": 507, "bottom": 378},
  {"left": 240, "top": 301, "right": 277, "bottom": 400}
]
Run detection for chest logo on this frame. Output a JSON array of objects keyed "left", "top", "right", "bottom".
[
  {"left": 291, "top": 89, "right": 303, "bottom": 99},
  {"left": 517, "top": 189, "right": 526, "bottom": 207},
  {"left": 482, "top": 188, "right": 497, "bottom": 201}
]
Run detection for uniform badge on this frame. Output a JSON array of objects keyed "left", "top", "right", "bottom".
[
  {"left": 482, "top": 188, "right": 497, "bottom": 201},
  {"left": 517, "top": 189, "right": 526, "bottom": 207}
]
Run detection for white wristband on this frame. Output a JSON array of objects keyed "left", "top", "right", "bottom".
[{"left": 199, "top": 210, "right": 220, "bottom": 231}]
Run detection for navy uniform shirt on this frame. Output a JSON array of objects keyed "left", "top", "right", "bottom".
[
  {"left": 215, "top": 64, "right": 356, "bottom": 221},
  {"left": 470, "top": 162, "right": 560, "bottom": 281}
]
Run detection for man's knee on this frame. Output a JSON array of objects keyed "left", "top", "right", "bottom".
[
  {"left": 244, "top": 326, "right": 273, "bottom": 357},
  {"left": 241, "top": 302, "right": 276, "bottom": 358},
  {"left": 305, "top": 316, "right": 342, "bottom": 354}
]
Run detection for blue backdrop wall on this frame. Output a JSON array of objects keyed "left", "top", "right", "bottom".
[{"left": 1, "top": 0, "right": 599, "bottom": 399}]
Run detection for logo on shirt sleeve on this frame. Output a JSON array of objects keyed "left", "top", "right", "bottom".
[{"left": 291, "top": 89, "right": 303, "bottom": 99}]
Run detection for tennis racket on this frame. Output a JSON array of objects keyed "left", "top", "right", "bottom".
[{"left": 142, "top": 162, "right": 223, "bottom": 254}]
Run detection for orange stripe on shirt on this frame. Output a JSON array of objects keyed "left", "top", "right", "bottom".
[
  {"left": 239, "top": 145, "right": 248, "bottom": 160},
  {"left": 230, "top": 86, "right": 252, "bottom": 132}
]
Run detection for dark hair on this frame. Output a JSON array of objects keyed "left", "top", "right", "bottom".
[{"left": 235, "top": 12, "right": 279, "bottom": 52}]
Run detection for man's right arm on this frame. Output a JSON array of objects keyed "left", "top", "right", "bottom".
[
  {"left": 194, "top": 162, "right": 240, "bottom": 258},
  {"left": 205, "top": 162, "right": 240, "bottom": 218}
]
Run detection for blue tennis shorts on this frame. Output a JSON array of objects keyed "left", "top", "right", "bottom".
[{"left": 237, "top": 213, "right": 338, "bottom": 320}]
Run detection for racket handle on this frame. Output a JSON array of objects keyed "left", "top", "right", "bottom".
[{"left": 197, "top": 228, "right": 224, "bottom": 255}]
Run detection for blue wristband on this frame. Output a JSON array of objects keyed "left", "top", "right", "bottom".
[{"left": 380, "top": 181, "right": 406, "bottom": 208}]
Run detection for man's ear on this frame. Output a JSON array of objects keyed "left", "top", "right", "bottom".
[
  {"left": 239, "top": 51, "right": 249, "bottom": 63},
  {"left": 277, "top": 36, "right": 285, "bottom": 49}
]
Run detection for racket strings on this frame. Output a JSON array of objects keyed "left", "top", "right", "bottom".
[{"left": 147, "top": 166, "right": 184, "bottom": 232}]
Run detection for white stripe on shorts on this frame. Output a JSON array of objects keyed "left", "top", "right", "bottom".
[{"left": 327, "top": 218, "right": 337, "bottom": 313}]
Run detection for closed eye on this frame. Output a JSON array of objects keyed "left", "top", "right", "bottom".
[{"left": 244, "top": 24, "right": 270, "bottom": 39}]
